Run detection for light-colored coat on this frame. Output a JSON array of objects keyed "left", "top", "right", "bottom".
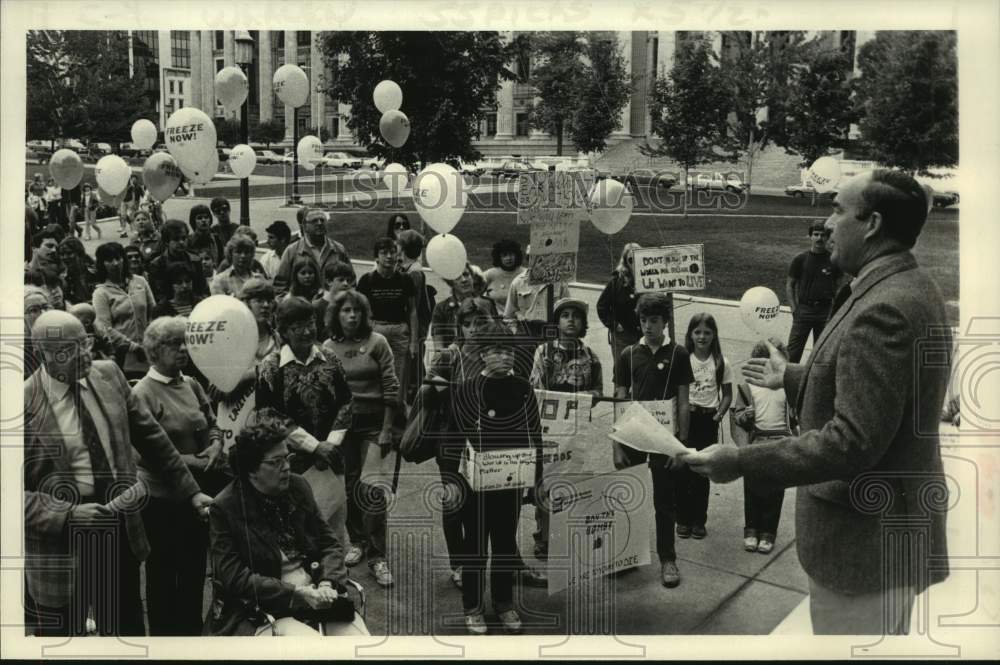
[{"left": 739, "top": 251, "right": 951, "bottom": 595}]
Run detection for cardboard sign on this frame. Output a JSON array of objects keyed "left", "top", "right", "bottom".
[
  {"left": 634, "top": 244, "right": 706, "bottom": 293},
  {"left": 216, "top": 384, "right": 256, "bottom": 452},
  {"left": 614, "top": 399, "right": 676, "bottom": 432},
  {"left": 547, "top": 468, "right": 652, "bottom": 594},
  {"left": 459, "top": 443, "right": 536, "bottom": 492},
  {"left": 517, "top": 171, "right": 595, "bottom": 225},
  {"left": 536, "top": 390, "right": 591, "bottom": 481},
  {"left": 528, "top": 252, "right": 577, "bottom": 285}
]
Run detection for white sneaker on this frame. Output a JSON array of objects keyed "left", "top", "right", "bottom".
[
  {"left": 345, "top": 544, "right": 363, "bottom": 567},
  {"left": 370, "top": 560, "right": 394, "bottom": 587},
  {"left": 497, "top": 609, "right": 522, "bottom": 634},
  {"left": 465, "top": 613, "right": 488, "bottom": 635}
]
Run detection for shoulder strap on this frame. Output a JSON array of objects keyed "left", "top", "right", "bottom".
[{"left": 661, "top": 344, "right": 677, "bottom": 401}]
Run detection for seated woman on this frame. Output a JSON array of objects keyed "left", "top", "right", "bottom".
[{"left": 205, "top": 410, "right": 368, "bottom": 636}]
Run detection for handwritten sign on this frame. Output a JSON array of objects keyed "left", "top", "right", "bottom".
[
  {"left": 547, "top": 468, "right": 652, "bottom": 594},
  {"left": 528, "top": 252, "right": 577, "bottom": 285},
  {"left": 633, "top": 244, "right": 706, "bottom": 293},
  {"left": 614, "top": 398, "right": 676, "bottom": 432},
  {"left": 459, "top": 444, "right": 536, "bottom": 492},
  {"left": 530, "top": 218, "right": 580, "bottom": 255},
  {"left": 536, "top": 390, "right": 591, "bottom": 482},
  {"left": 216, "top": 383, "right": 256, "bottom": 452},
  {"left": 517, "top": 171, "right": 595, "bottom": 224}
]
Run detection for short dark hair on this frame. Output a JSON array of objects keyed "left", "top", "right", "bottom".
[
  {"left": 240, "top": 277, "right": 275, "bottom": 303},
  {"left": 373, "top": 236, "right": 397, "bottom": 258},
  {"left": 34, "top": 225, "right": 64, "bottom": 247},
  {"left": 167, "top": 263, "right": 195, "bottom": 284},
  {"left": 210, "top": 197, "right": 231, "bottom": 214},
  {"left": 324, "top": 261, "right": 357, "bottom": 283},
  {"left": 188, "top": 204, "right": 212, "bottom": 231},
  {"left": 94, "top": 242, "right": 131, "bottom": 282},
  {"left": 326, "top": 289, "right": 373, "bottom": 340},
  {"left": 229, "top": 408, "right": 293, "bottom": 479},
  {"left": 266, "top": 220, "right": 291, "bottom": 242},
  {"left": 808, "top": 221, "right": 827, "bottom": 235},
  {"left": 857, "top": 169, "right": 929, "bottom": 248},
  {"left": 161, "top": 219, "right": 189, "bottom": 242},
  {"left": 275, "top": 296, "right": 316, "bottom": 336},
  {"left": 635, "top": 293, "right": 672, "bottom": 320},
  {"left": 491, "top": 239, "right": 524, "bottom": 269},
  {"left": 469, "top": 321, "right": 515, "bottom": 353},
  {"left": 395, "top": 229, "right": 425, "bottom": 260},
  {"left": 289, "top": 254, "right": 321, "bottom": 298}
]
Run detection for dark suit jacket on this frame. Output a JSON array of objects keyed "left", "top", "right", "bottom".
[
  {"left": 23, "top": 360, "right": 201, "bottom": 607},
  {"left": 204, "top": 474, "right": 347, "bottom": 635},
  {"left": 739, "top": 251, "right": 951, "bottom": 594}
]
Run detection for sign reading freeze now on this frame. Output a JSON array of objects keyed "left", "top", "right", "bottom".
[{"left": 634, "top": 244, "right": 706, "bottom": 293}]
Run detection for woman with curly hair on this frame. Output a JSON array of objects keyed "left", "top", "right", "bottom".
[{"left": 483, "top": 239, "right": 524, "bottom": 314}]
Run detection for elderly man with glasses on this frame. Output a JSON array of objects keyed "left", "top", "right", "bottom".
[{"left": 273, "top": 208, "right": 351, "bottom": 298}]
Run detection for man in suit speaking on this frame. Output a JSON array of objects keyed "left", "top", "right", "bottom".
[
  {"left": 683, "top": 170, "right": 952, "bottom": 634},
  {"left": 23, "top": 310, "right": 214, "bottom": 636}
]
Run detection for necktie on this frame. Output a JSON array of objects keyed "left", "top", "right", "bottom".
[
  {"left": 71, "top": 384, "right": 115, "bottom": 503},
  {"left": 830, "top": 283, "right": 852, "bottom": 318}
]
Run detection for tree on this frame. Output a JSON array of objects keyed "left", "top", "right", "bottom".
[
  {"left": 854, "top": 31, "right": 957, "bottom": 174},
  {"left": 215, "top": 117, "right": 242, "bottom": 146},
  {"left": 308, "top": 125, "right": 331, "bottom": 143},
  {"left": 641, "top": 37, "right": 733, "bottom": 216},
  {"left": 26, "top": 30, "right": 152, "bottom": 144},
  {"left": 781, "top": 45, "right": 857, "bottom": 204},
  {"left": 718, "top": 31, "right": 808, "bottom": 191},
  {"left": 252, "top": 118, "right": 286, "bottom": 148},
  {"left": 318, "top": 31, "right": 517, "bottom": 167},
  {"left": 526, "top": 32, "right": 631, "bottom": 156}
]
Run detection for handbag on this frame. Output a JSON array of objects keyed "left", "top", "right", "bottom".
[{"left": 399, "top": 383, "right": 448, "bottom": 464}]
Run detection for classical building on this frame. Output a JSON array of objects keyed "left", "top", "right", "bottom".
[{"left": 132, "top": 29, "right": 869, "bottom": 161}]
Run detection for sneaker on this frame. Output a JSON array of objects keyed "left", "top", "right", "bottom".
[
  {"left": 676, "top": 524, "right": 692, "bottom": 539},
  {"left": 660, "top": 561, "right": 681, "bottom": 588},
  {"left": 744, "top": 535, "right": 759, "bottom": 552},
  {"left": 370, "top": 560, "right": 394, "bottom": 587},
  {"left": 757, "top": 539, "right": 774, "bottom": 555},
  {"left": 344, "top": 544, "right": 364, "bottom": 567},
  {"left": 533, "top": 542, "right": 548, "bottom": 562},
  {"left": 519, "top": 567, "right": 548, "bottom": 588},
  {"left": 691, "top": 525, "right": 707, "bottom": 540},
  {"left": 451, "top": 567, "right": 463, "bottom": 589},
  {"left": 497, "top": 609, "right": 523, "bottom": 635},
  {"left": 465, "top": 613, "right": 488, "bottom": 635}
]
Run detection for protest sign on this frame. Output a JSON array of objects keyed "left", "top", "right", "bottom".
[
  {"left": 216, "top": 382, "right": 256, "bottom": 452},
  {"left": 614, "top": 399, "right": 676, "bottom": 431},
  {"left": 459, "top": 443, "right": 536, "bottom": 492},
  {"left": 634, "top": 244, "right": 706, "bottom": 293},
  {"left": 547, "top": 467, "right": 652, "bottom": 594},
  {"left": 536, "top": 390, "right": 591, "bottom": 481},
  {"left": 528, "top": 218, "right": 580, "bottom": 285},
  {"left": 610, "top": 401, "right": 691, "bottom": 458},
  {"left": 517, "top": 170, "right": 595, "bottom": 225},
  {"left": 528, "top": 252, "right": 577, "bottom": 285}
]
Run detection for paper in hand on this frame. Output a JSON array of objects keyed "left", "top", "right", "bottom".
[{"left": 610, "top": 402, "right": 693, "bottom": 458}]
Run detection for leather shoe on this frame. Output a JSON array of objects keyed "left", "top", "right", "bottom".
[
  {"left": 691, "top": 525, "right": 707, "bottom": 539},
  {"left": 676, "top": 525, "right": 691, "bottom": 539},
  {"left": 519, "top": 567, "right": 548, "bottom": 588},
  {"left": 660, "top": 561, "right": 680, "bottom": 588}
]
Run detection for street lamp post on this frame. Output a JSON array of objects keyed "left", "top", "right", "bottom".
[{"left": 235, "top": 31, "right": 254, "bottom": 226}]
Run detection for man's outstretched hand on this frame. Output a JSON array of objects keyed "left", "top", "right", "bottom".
[
  {"left": 680, "top": 445, "right": 741, "bottom": 483},
  {"left": 741, "top": 338, "right": 789, "bottom": 390}
]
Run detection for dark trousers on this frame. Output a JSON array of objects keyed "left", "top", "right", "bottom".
[
  {"left": 438, "top": 467, "right": 473, "bottom": 572},
  {"left": 621, "top": 445, "right": 678, "bottom": 563},
  {"left": 787, "top": 315, "right": 828, "bottom": 363},
  {"left": 343, "top": 428, "right": 387, "bottom": 563},
  {"left": 461, "top": 488, "right": 521, "bottom": 614},
  {"left": 675, "top": 410, "right": 719, "bottom": 528},
  {"left": 743, "top": 434, "right": 787, "bottom": 537},
  {"left": 142, "top": 496, "right": 208, "bottom": 635},
  {"left": 28, "top": 514, "right": 145, "bottom": 636}
]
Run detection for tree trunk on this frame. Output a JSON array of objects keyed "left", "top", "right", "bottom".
[
  {"left": 682, "top": 166, "right": 689, "bottom": 218},
  {"left": 556, "top": 118, "right": 564, "bottom": 156}
]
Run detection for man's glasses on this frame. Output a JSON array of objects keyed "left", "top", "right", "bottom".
[
  {"left": 287, "top": 321, "right": 317, "bottom": 335},
  {"left": 260, "top": 453, "right": 293, "bottom": 468}
]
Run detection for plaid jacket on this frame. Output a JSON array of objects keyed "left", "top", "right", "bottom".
[{"left": 23, "top": 360, "right": 201, "bottom": 607}]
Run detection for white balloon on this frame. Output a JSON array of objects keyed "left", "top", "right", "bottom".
[
  {"left": 297, "top": 135, "right": 324, "bottom": 171},
  {"left": 273, "top": 64, "right": 309, "bottom": 108},
  {"left": 94, "top": 155, "right": 131, "bottom": 196},
  {"left": 589, "top": 178, "right": 633, "bottom": 234},
  {"left": 425, "top": 233, "right": 468, "bottom": 280},
  {"left": 373, "top": 80, "right": 403, "bottom": 114},
  {"left": 215, "top": 66, "right": 250, "bottom": 113},
  {"left": 186, "top": 295, "right": 259, "bottom": 392},
  {"left": 382, "top": 162, "right": 409, "bottom": 198},
  {"left": 49, "top": 149, "right": 84, "bottom": 189},
  {"left": 180, "top": 149, "right": 219, "bottom": 185},
  {"left": 807, "top": 156, "right": 841, "bottom": 194},
  {"left": 413, "top": 163, "right": 468, "bottom": 234},
  {"left": 229, "top": 144, "right": 257, "bottom": 179},
  {"left": 142, "top": 152, "right": 183, "bottom": 202},
  {"left": 739, "top": 287, "right": 783, "bottom": 337},
  {"left": 379, "top": 110, "right": 410, "bottom": 148},
  {"left": 130, "top": 119, "right": 158, "bottom": 150},
  {"left": 164, "top": 107, "right": 218, "bottom": 172}
]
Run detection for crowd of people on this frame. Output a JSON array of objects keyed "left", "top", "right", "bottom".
[{"left": 22, "top": 168, "right": 953, "bottom": 638}]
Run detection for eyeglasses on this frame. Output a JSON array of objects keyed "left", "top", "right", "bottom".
[
  {"left": 260, "top": 453, "right": 293, "bottom": 468},
  {"left": 394, "top": 222, "right": 409, "bottom": 229},
  {"left": 162, "top": 338, "right": 187, "bottom": 349},
  {"left": 287, "top": 321, "right": 317, "bottom": 335},
  {"left": 25, "top": 303, "right": 52, "bottom": 318},
  {"left": 47, "top": 336, "right": 94, "bottom": 356}
]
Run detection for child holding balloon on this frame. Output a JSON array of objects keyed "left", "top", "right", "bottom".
[{"left": 676, "top": 313, "right": 733, "bottom": 540}]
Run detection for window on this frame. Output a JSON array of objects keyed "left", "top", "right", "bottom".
[
  {"left": 215, "top": 30, "right": 224, "bottom": 51},
  {"left": 486, "top": 113, "right": 497, "bottom": 137},
  {"left": 170, "top": 30, "right": 190, "bottom": 69},
  {"left": 179, "top": 100, "right": 183, "bottom": 109},
  {"left": 178, "top": 81, "right": 184, "bottom": 95},
  {"left": 169, "top": 80, "right": 175, "bottom": 94},
  {"left": 216, "top": 57, "right": 224, "bottom": 73},
  {"left": 297, "top": 31, "right": 311, "bottom": 47},
  {"left": 276, "top": 31, "right": 284, "bottom": 49},
  {"left": 515, "top": 112, "right": 529, "bottom": 137},
  {"left": 165, "top": 100, "right": 175, "bottom": 116},
  {"left": 331, "top": 117, "right": 340, "bottom": 139}
]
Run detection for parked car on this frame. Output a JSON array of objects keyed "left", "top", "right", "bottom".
[
  {"left": 119, "top": 142, "right": 152, "bottom": 159},
  {"left": 88, "top": 142, "right": 115, "bottom": 159},
  {"left": 932, "top": 190, "right": 959, "bottom": 208},
  {"left": 490, "top": 160, "right": 541, "bottom": 180},
  {"left": 358, "top": 155, "right": 384, "bottom": 170},
  {"left": 218, "top": 147, "right": 233, "bottom": 162},
  {"left": 152, "top": 143, "right": 169, "bottom": 154},
  {"left": 784, "top": 183, "right": 836, "bottom": 199},
  {"left": 323, "top": 151, "right": 361, "bottom": 169},
  {"left": 57, "top": 138, "right": 87, "bottom": 153},
  {"left": 26, "top": 144, "right": 52, "bottom": 164},
  {"left": 253, "top": 149, "right": 283, "bottom": 165},
  {"left": 690, "top": 171, "right": 747, "bottom": 193},
  {"left": 611, "top": 168, "right": 679, "bottom": 192}
]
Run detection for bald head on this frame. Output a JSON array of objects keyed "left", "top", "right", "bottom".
[
  {"left": 32, "top": 310, "right": 83, "bottom": 341},
  {"left": 32, "top": 310, "right": 91, "bottom": 383}
]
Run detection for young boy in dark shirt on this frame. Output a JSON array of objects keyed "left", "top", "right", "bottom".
[{"left": 613, "top": 292, "right": 693, "bottom": 588}]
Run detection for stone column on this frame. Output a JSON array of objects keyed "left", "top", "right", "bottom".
[
  {"left": 201, "top": 31, "right": 214, "bottom": 114},
  {"left": 190, "top": 30, "right": 203, "bottom": 111},
  {"left": 657, "top": 31, "right": 675, "bottom": 78},
  {"left": 629, "top": 31, "right": 647, "bottom": 137},
  {"left": 283, "top": 30, "right": 297, "bottom": 142},
  {"left": 611, "top": 31, "right": 632, "bottom": 139},
  {"left": 223, "top": 31, "right": 237, "bottom": 119},
  {"left": 258, "top": 30, "right": 273, "bottom": 122},
  {"left": 335, "top": 54, "right": 352, "bottom": 144},
  {"left": 310, "top": 33, "right": 326, "bottom": 140}
]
